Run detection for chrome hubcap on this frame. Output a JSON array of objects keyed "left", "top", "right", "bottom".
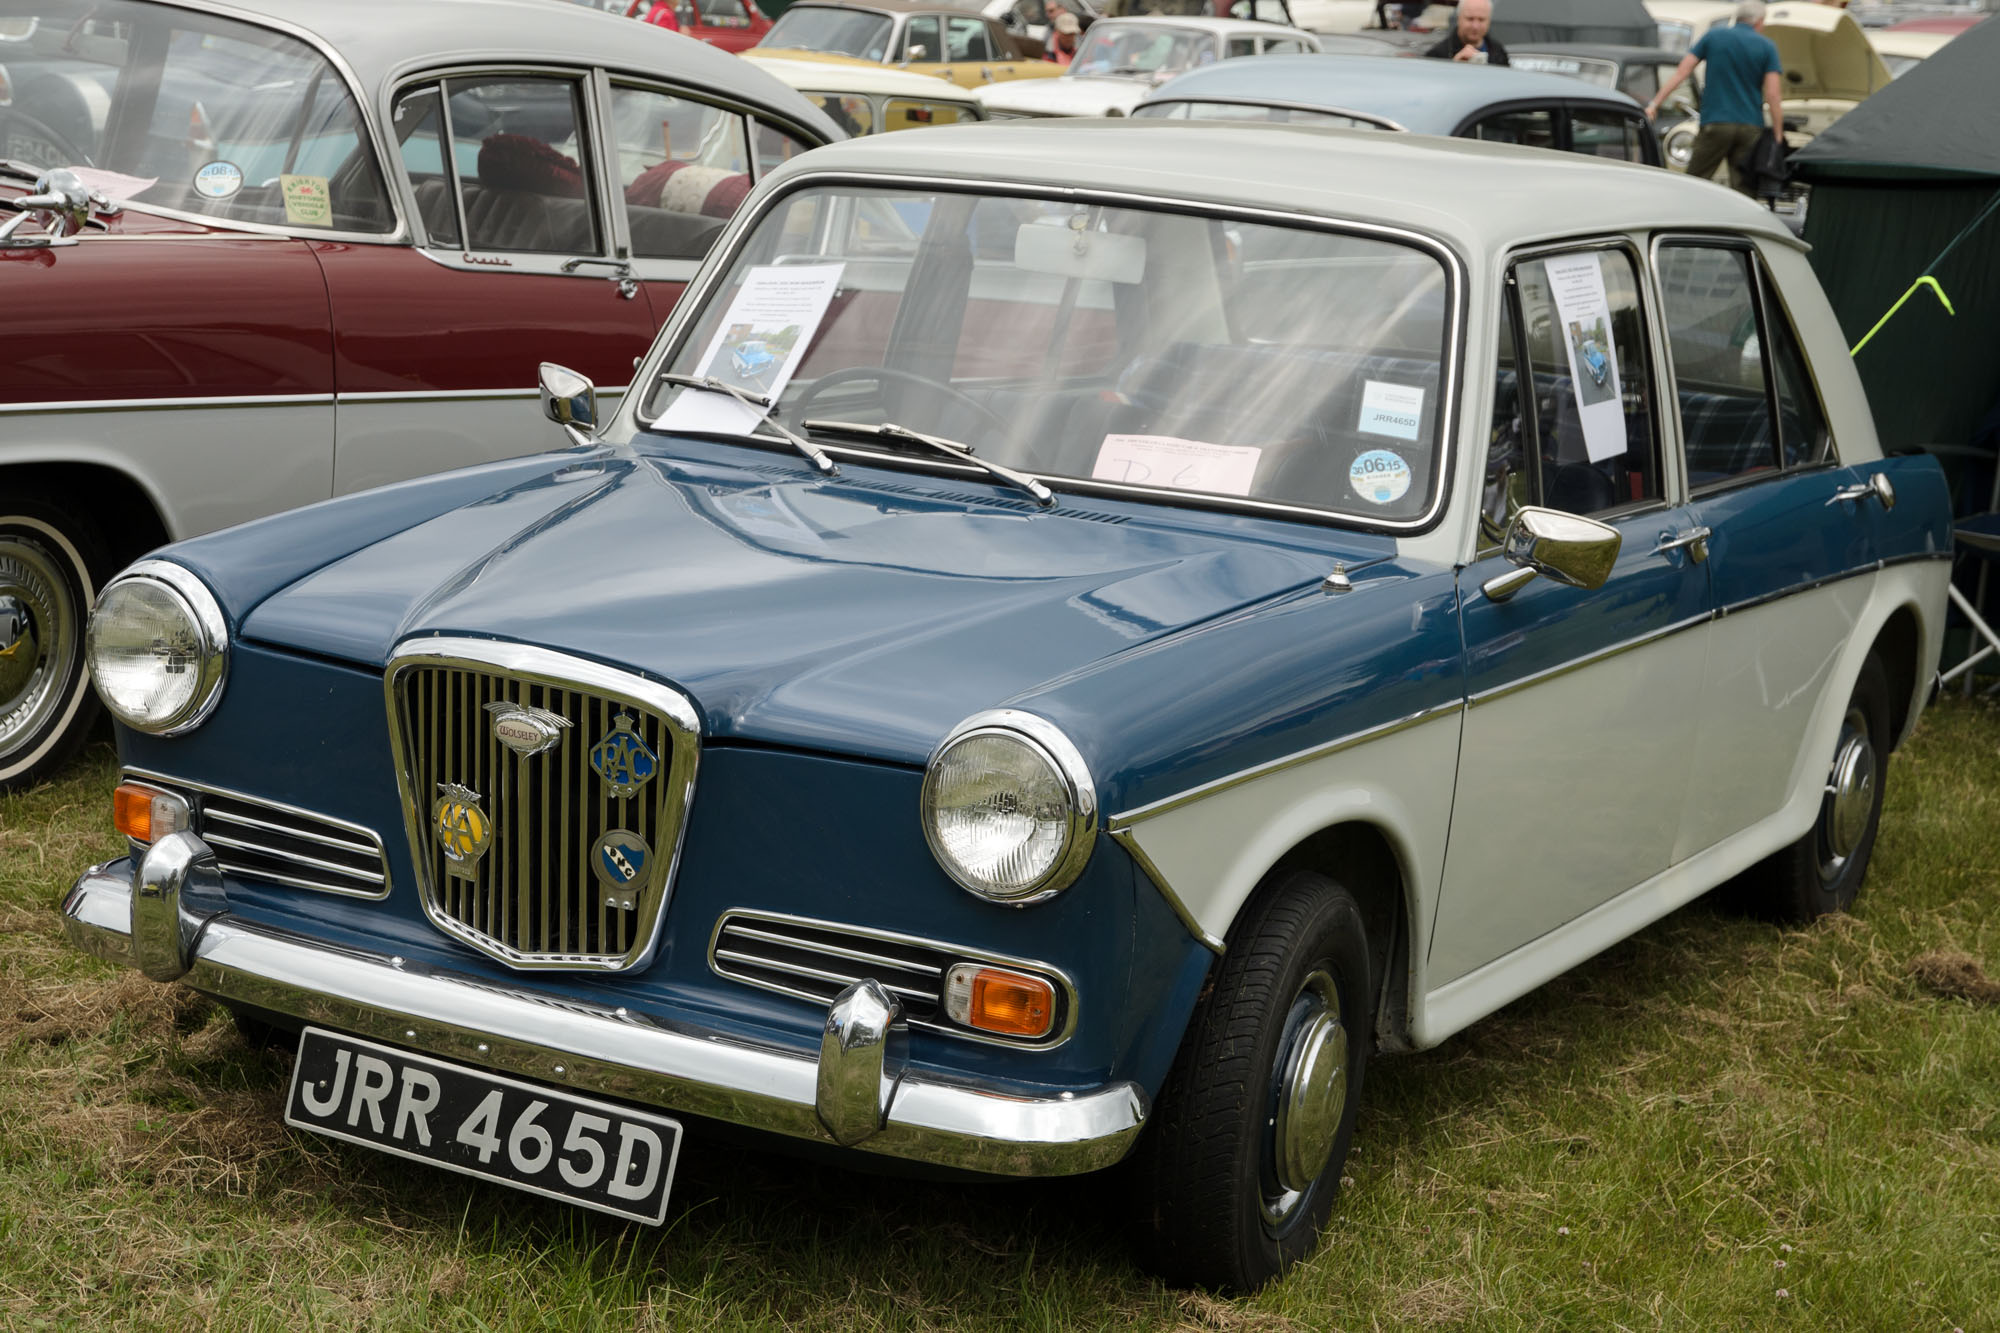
[
  {"left": 1820, "top": 705, "right": 1874, "bottom": 878},
  {"left": 1262, "top": 969, "right": 1347, "bottom": 1228},
  {"left": 0, "top": 533, "right": 76, "bottom": 760}
]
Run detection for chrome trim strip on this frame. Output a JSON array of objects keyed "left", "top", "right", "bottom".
[
  {"left": 61, "top": 865, "right": 1143, "bottom": 1176},
  {"left": 707, "top": 909, "right": 1082, "bottom": 1049},
  {"left": 723, "top": 922, "right": 945, "bottom": 976},
  {"left": 1108, "top": 827, "right": 1226, "bottom": 956},
  {"left": 0, "top": 394, "right": 333, "bottom": 415},
  {"left": 200, "top": 806, "right": 379, "bottom": 856},
  {"left": 384, "top": 636, "right": 701, "bottom": 973},
  {"left": 199, "top": 833, "right": 385, "bottom": 886},
  {"left": 631, "top": 169, "right": 1467, "bottom": 537},
  {"left": 336, "top": 387, "right": 625, "bottom": 404},
  {"left": 713, "top": 949, "right": 937, "bottom": 1003},
  {"left": 1136, "top": 96, "right": 1407, "bottom": 132},
  {"left": 124, "top": 766, "right": 392, "bottom": 901},
  {"left": 1108, "top": 700, "right": 1463, "bottom": 829},
  {"left": 1466, "top": 611, "right": 1710, "bottom": 707}
]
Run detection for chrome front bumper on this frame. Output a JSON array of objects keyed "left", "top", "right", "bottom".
[{"left": 62, "top": 832, "right": 1146, "bottom": 1177}]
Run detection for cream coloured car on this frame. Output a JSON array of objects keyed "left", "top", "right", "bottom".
[{"left": 743, "top": 50, "right": 987, "bottom": 131}]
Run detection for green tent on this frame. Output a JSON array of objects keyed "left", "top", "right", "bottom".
[{"left": 1792, "top": 18, "right": 2000, "bottom": 457}]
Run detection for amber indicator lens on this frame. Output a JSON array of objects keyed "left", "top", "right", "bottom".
[
  {"left": 113, "top": 782, "right": 188, "bottom": 844},
  {"left": 943, "top": 963, "right": 1057, "bottom": 1039}
]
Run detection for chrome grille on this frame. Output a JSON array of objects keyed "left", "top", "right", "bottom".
[
  {"left": 709, "top": 911, "right": 1075, "bottom": 1045},
  {"left": 128, "top": 772, "right": 388, "bottom": 898},
  {"left": 387, "top": 640, "right": 700, "bottom": 972}
]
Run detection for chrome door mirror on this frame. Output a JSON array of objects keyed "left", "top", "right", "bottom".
[
  {"left": 904, "top": 42, "right": 928, "bottom": 60},
  {"left": 1483, "top": 506, "right": 1622, "bottom": 602},
  {"left": 539, "top": 362, "right": 597, "bottom": 441}
]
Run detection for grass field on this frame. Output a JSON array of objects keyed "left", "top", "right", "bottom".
[{"left": 3, "top": 701, "right": 1998, "bottom": 1331}]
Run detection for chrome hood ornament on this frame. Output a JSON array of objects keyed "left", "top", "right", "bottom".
[{"left": 484, "top": 700, "right": 571, "bottom": 758}]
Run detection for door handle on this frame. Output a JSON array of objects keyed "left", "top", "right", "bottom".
[
  {"left": 1826, "top": 473, "right": 1896, "bottom": 510},
  {"left": 561, "top": 256, "right": 639, "bottom": 300},
  {"left": 1654, "top": 525, "right": 1711, "bottom": 563}
]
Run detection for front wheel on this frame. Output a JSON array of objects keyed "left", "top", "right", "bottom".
[
  {"left": 1131, "top": 868, "right": 1373, "bottom": 1292},
  {"left": 0, "top": 497, "right": 106, "bottom": 792}
]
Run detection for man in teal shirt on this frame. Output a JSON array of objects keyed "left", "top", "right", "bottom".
[{"left": 1645, "top": 0, "right": 1785, "bottom": 196}]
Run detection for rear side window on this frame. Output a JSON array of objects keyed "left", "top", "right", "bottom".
[
  {"left": 393, "top": 86, "right": 460, "bottom": 247},
  {"left": 609, "top": 84, "right": 751, "bottom": 261},
  {"left": 1471, "top": 108, "right": 1556, "bottom": 151},
  {"left": 403, "top": 76, "right": 603, "bottom": 256},
  {"left": 905, "top": 15, "right": 941, "bottom": 59},
  {"left": 1569, "top": 108, "right": 1648, "bottom": 163},
  {"left": 946, "top": 15, "right": 994, "bottom": 60}
]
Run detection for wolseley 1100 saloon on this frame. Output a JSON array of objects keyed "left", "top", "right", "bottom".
[
  {"left": 62, "top": 122, "right": 1950, "bottom": 1290},
  {"left": 0, "top": 0, "right": 838, "bottom": 791}
]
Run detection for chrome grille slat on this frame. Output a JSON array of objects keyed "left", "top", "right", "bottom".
[
  {"left": 121, "top": 771, "right": 391, "bottom": 900},
  {"left": 712, "top": 949, "right": 936, "bottom": 1003},
  {"left": 723, "top": 923, "right": 945, "bottom": 976},
  {"left": 201, "top": 805, "right": 378, "bottom": 856},
  {"left": 201, "top": 832, "right": 385, "bottom": 884},
  {"left": 388, "top": 643, "right": 701, "bottom": 972}
]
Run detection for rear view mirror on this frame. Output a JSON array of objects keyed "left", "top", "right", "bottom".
[
  {"left": 1483, "top": 506, "right": 1621, "bottom": 601},
  {"left": 905, "top": 43, "right": 929, "bottom": 60},
  {"left": 1014, "top": 220, "right": 1147, "bottom": 285}
]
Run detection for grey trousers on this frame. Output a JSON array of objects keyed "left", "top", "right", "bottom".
[{"left": 1687, "top": 122, "right": 1767, "bottom": 196}]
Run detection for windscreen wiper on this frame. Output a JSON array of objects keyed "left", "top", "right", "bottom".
[
  {"left": 655, "top": 372, "right": 837, "bottom": 476},
  {"left": 804, "top": 420, "right": 1056, "bottom": 509}
]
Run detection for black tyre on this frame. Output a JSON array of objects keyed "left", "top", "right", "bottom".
[
  {"left": 1132, "top": 868, "right": 1373, "bottom": 1292},
  {"left": 0, "top": 495, "right": 106, "bottom": 792},
  {"left": 1733, "top": 652, "right": 1892, "bottom": 923}
]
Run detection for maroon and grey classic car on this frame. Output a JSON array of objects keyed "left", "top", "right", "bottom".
[{"left": 0, "top": 0, "right": 839, "bottom": 790}]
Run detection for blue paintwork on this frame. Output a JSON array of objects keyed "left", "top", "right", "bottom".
[{"left": 1138, "top": 53, "right": 1647, "bottom": 133}]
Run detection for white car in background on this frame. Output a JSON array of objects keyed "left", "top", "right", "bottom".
[
  {"left": 744, "top": 51, "right": 988, "bottom": 131},
  {"left": 975, "top": 15, "right": 1320, "bottom": 116},
  {"left": 1644, "top": 0, "right": 1738, "bottom": 52}
]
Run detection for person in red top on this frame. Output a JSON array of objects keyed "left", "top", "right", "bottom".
[
  {"left": 1046, "top": 6, "right": 1081, "bottom": 64},
  {"left": 637, "top": 1, "right": 681, "bottom": 31}
]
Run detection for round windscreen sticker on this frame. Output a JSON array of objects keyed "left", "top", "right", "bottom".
[
  {"left": 1349, "top": 449, "right": 1412, "bottom": 505},
  {"left": 193, "top": 161, "right": 243, "bottom": 199}
]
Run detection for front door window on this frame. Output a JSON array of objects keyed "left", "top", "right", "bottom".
[{"left": 422, "top": 77, "right": 603, "bottom": 256}]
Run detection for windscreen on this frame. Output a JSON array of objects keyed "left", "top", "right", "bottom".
[
  {"left": 1071, "top": 23, "right": 1216, "bottom": 78},
  {"left": 643, "top": 185, "right": 1453, "bottom": 524},
  {"left": 0, "top": 0, "right": 393, "bottom": 230},
  {"left": 760, "top": 6, "right": 896, "bottom": 59}
]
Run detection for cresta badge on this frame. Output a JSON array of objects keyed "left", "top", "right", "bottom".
[
  {"left": 432, "top": 782, "right": 492, "bottom": 879},
  {"left": 485, "top": 700, "right": 571, "bottom": 758},
  {"left": 589, "top": 713, "right": 660, "bottom": 799}
]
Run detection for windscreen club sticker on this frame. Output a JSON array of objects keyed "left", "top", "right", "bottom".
[
  {"left": 1350, "top": 449, "right": 1412, "bottom": 505},
  {"left": 193, "top": 161, "right": 243, "bottom": 199}
]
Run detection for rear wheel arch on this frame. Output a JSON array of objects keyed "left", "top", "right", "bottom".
[
  {"left": 0, "top": 461, "right": 174, "bottom": 571},
  {"left": 1866, "top": 603, "right": 1922, "bottom": 749}
]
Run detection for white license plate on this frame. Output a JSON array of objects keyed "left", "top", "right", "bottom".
[{"left": 285, "top": 1028, "right": 682, "bottom": 1224}]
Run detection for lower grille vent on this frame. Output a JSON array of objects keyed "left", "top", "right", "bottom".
[{"left": 134, "top": 774, "right": 388, "bottom": 898}]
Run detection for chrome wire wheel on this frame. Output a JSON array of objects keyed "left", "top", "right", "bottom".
[
  {"left": 0, "top": 509, "right": 98, "bottom": 790},
  {"left": 1818, "top": 703, "right": 1876, "bottom": 883},
  {"left": 1261, "top": 967, "right": 1348, "bottom": 1232}
]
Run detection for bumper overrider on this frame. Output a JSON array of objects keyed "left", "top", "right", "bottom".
[{"left": 61, "top": 831, "right": 1147, "bottom": 1177}]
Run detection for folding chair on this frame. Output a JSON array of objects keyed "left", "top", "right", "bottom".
[{"left": 1938, "top": 450, "right": 2000, "bottom": 695}]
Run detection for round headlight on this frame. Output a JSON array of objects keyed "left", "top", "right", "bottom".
[
  {"left": 921, "top": 711, "right": 1096, "bottom": 904},
  {"left": 86, "top": 561, "right": 228, "bottom": 735}
]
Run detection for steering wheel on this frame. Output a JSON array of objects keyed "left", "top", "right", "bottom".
[
  {"left": 789, "top": 365, "right": 1010, "bottom": 446},
  {"left": 0, "top": 109, "right": 94, "bottom": 174}
]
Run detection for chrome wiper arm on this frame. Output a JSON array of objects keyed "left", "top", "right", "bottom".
[
  {"left": 655, "top": 372, "right": 837, "bottom": 476},
  {"left": 805, "top": 419, "right": 1056, "bottom": 509}
]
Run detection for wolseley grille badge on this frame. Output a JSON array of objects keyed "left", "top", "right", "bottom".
[
  {"left": 592, "top": 830, "right": 651, "bottom": 910},
  {"left": 589, "top": 713, "right": 659, "bottom": 799},
  {"left": 432, "top": 783, "right": 491, "bottom": 879},
  {"left": 484, "top": 700, "right": 571, "bottom": 758}
]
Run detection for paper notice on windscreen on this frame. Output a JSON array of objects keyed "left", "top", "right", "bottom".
[
  {"left": 1092, "top": 435, "right": 1262, "bottom": 495},
  {"left": 655, "top": 263, "right": 845, "bottom": 435},
  {"left": 1543, "top": 251, "right": 1627, "bottom": 463}
]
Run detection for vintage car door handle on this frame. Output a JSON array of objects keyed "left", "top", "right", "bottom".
[
  {"left": 560, "top": 256, "right": 639, "bottom": 300},
  {"left": 1827, "top": 473, "right": 1897, "bottom": 510},
  {"left": 1653, "top": 526, "right": 1711, "bottom": 563}
]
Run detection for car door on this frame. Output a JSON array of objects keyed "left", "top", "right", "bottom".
[
  {"left": 317, "top": 71, "right": 657, "bottom": 496},
  {"left": 1429, "top": 241, "right": 1712, "bottom": 987},
  {"left": 1652, "top": 236, "right": 1883, "bottom": 861}
]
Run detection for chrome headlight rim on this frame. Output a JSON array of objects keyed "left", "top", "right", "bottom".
[
  {"left": 921, "top": 708, "right": 1098, "bottom": 906},
  {"left": 87, "top": 559, "right": 228, "bottom": 736}
]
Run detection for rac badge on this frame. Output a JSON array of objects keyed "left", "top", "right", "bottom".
[
  {"left": 589, "top": 712, "right": 659, "bottom": 799},
  {"left": 432, "top": 782, "right": 492, "bottom": 879},
  {"left": 592, "top": 829, "right": 651, "bottom": 909},
  {"left": 484, "top": 700, "right": 571, "bottom": 758}
]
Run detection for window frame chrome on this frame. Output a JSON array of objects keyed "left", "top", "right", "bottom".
[
  {"left": 1132, "top": 96, "right": 1407, "bottom": 132},
  {"left": 630, "top": 168, "right": 1470, "bottom": 536},
  {"left": 382, "top": 635, "right": 703, "bottom": 974}
]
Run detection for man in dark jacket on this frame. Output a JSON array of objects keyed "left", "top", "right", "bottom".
[{"left": 1424, "top": 0, "right": 1508, "bottom": 64}]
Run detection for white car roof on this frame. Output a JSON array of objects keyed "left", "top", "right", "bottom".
[
  {"left": 1085, "top": 14, "right": 1309, "bottom": 34},
  {"left": 744, "top": 52, "right": 985, "bottom": 102},
  {"left": 759, "top": 118, "right": 1802, "bottom": 257}
]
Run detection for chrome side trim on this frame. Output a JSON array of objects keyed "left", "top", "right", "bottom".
[
  {"left": 1466, "top": 611, "right": 1710, "bottom": 707},
  {"left": 1108, "top": 827, "right": 1226, "bottom": 955},
  {"left": 0, "top": 393, "right": 334, "bottom": 415},
  {"left": 124, "top": 766, "right": 392, "bottom": 901},
  {"left": 632, "top": 169, "right": 1467, "bottom": 537},
  {"left": 1108, "top": 699, "right": 1463, "bottom": 829},
  {"left": 337, "top": 386, "right": 625, "bottom": 404},
  {"left": 707, "top": 908, "right": 1083, "bottom": 1048},
  {"left": 1136, "top": 96, "right": 1407, "bottom": 132},
  {"left": 62, "top": 863, "right": 1144, "bottom": 1176}
]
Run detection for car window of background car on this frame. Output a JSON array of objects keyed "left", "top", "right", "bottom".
[
  {"left": 1617, "top": 63, "right": 1659, "bottom": 104},
  {"left": 1509, "top": 249, "right": 1663, "bottom": 516},
  {"left": 1569, "top": 107, "right": 1648, "bottom": 163},
  {"left": 904, "top": 15, "right": 942, "bottom": 58},
  {"left": 752, "top": 121, "right": 815, "bottom": 177},
  {"left": 1513, "top": 56, "right": 1617, "bottom": 89},
  {"left": 883, "top": 97, "right": 977, "bottom": 129},
  {"left": 650, "top": 185, "right": 1452, "bottom": 524},
  {"left": 1262, "top": 37, "right": 1310, "bottom": 54},
  {"left": 609, "top": 84, "right": 751, "bottom": 260},
  {"left": 3, "top": 0, "right": 393, "bottom": 232},
  {"left": 946, "top": 16, "right": 996, "bottom": 60},
  {"left": 1471, "top": 108, "right": 1557, "bottom": 151},
  {"left": 1227, "top": 36, "right": 1256, "bottom": 57},
  {"left": 698, "top": 0, "right": 755, "bottom": 26},
  {"left": 809, "top": 93, "right": 877, "bottom": 135},
  {"left": 391, "top": 85, "right": 462, "bottom": 247},
  {"left": 436, "top": 77, "right": 601, "bottom": 255},
  {"left": 763, "top": 6, "right": 895, "bottom": 59},
  {"left": 1073, "top": 25, "right": 1213, "bottom": 76}
]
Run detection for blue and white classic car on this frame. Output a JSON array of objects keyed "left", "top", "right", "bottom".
[{"left": 63, "top": 122, "right": 1951, "bottom": 1291}]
